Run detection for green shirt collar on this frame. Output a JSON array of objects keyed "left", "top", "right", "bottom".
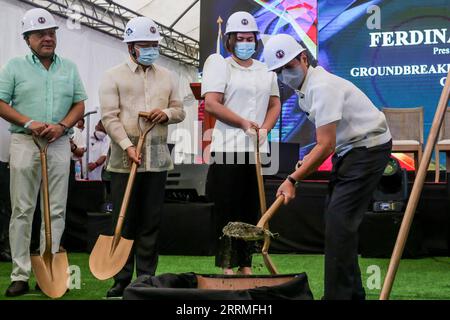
[{"left": 27, "top": 52, "right": 60, "bottom": 66}]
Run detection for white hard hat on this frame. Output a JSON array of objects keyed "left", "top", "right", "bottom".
[
  {"left": 263, "top": 34, "right": 306, "bottom": 71},
  {"left": 123, "top": 17, "right": 161, "bottom": 43},
  {"left": 225, "top": 11, "right": 259, "bottom": 35},
  {"left": 21, "top": 8, "right": 58, "bottom": 35}
]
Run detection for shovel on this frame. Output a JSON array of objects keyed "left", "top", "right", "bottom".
[
  {"left": 252, "top": 129, "right": 280, "bottom": 274},
  {"left": 89, "top": 112, "right": 156, "bottom": 280},
  {"left": 31, "top": 135, "right": 69, "bottom": 299}
]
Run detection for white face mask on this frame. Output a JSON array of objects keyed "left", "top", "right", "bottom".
[
  {"left": 279, "top": 65, "right": 305, "bottom": 90},
  {"left": 94, "top": 131, "right": 106, "bottom": 141}
]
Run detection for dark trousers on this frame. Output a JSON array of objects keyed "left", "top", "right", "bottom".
[
  {"left": 110, "top": 171, "right": 167, "bottom": 284},
  {"left": 324, "top": 141, "right": 392, "bottom": 300},
  {"left": 0, "top": 161, "right": 11, "bottom": 253},
  {"left": 208, "top": 152, "right": 260, "bottom": 268}
]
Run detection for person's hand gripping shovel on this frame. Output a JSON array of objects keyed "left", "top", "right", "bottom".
[
  {"left": 89, "top": 112, "right": 156, "bottom": 280},
  {"left": 223, "top": 128, "right": 284, "bottom": 274},
  {"left": 31, "top": 135, "right": 69, "bottom": 298}
]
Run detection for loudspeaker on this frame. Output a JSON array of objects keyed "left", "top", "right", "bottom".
[
  {"left": 372, "top": 158, "right": 408, "bottom": 213},
  {"left": 166, "top": 164, "right": 209, "bottom": 199},
  {"left": 359, "top": 211, "right": 428, "bottom": 258},
  {"left": 159, "top": 202, "right": 216, "bottom": 255}
]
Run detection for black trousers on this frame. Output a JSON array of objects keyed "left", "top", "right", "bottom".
[
  {"left": 110, "top": 171, "right": 167, "bottom": 284},
  {"left": 208, "top": 152, "right": 260, "bottom": 269},
  {"left": 0, "top": 161, "right": 11, "bottom": 253},
  {"left": 324, "top": 141, "right": 392, "bottom": 300}
]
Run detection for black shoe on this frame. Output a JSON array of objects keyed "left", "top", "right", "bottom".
[
  {"left": 106, "top": 281, "right": 129, "bottom": 298},
  {"left": 0, "top": 251, "right": 11, "bottom": 262},
  {"left": 5, "top": 281, "right": 29, "bottom": 297}
]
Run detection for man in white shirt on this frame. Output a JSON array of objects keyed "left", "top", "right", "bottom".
[
  {"left": 86, "top": 120, "right": 109, "bottom": 181},
  {"left": 70, "top": 118, "right": 86, "bottom": 179},
  {"left": 100, "top": 17, "right": 184, "bottom": 297},
  {"left": 264, "top": 34, "right": 392, "bottom": 300}
]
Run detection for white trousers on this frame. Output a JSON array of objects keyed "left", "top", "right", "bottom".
[{"left": 9, "top": 134, "right": 70, "bottom": 281}]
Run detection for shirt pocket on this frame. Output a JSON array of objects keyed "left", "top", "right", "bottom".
[
  {"left": 53, "top": 74, "right": 74, "bottom": 99},
  {"left": 153, "top": 84, "right": 171, "bottom": 108}
]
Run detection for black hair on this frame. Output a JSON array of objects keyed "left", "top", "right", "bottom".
[{"left": 296, "top": 49, "right": 317, "bottom": 68}]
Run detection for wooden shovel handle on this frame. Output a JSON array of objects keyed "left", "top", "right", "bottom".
[
  {"left": 259, "top": 195, "right": 284, "bottom": 275},
  {"left": 137, "top": 112, "right": 157, "bottom": 136},
  {"left": 138, "top": 111, "right": 151, "bottom": 118},
  {"left": 32, "top": 135, "right": 52, "bottom": 254},
  {"left": 256, "top": 195, "right": 284, "bottom": 229},
  {"left": 112, "top": 113, "right": 156, "bottom": 247},
  {"left": 32, "top": 134, "right": 50, "bottom": 153},
  {"left": 380, "top": 70, "right": 450, "bottom": 299}
]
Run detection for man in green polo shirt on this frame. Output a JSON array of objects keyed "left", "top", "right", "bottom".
[{"left": 0, "top": 8, "right": 87, "bottom": 297}]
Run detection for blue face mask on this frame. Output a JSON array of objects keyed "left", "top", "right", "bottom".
[
  {"left": 234, "top": 42, "right": 256, "bottom": 61},
  {"left": 136, "top": 47, "right": 159, "bottom": 66},
  {"left": 279, "top": 65, "right": 305, "bottom": 90}
]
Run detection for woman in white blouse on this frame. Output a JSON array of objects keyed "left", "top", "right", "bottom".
[{"left": 201, "top": 11, "right": 281, "bottom": 275}]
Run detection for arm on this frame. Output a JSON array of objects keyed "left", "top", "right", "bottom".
[
  {"left": 161, "top": 72, "right": 185, "bottom": 125},
  {"left": 0, "top": 64, "right": 47, "bottom": 134},
  {"left": 261, "top": 72, "right": 282, "bottom": 132},
  {"left": 73, "top": 147, "right": 85, "bottom": 158},
  {"left": 258, "top": 72, "right": 281, "bottom": 142},
  {"left": 99, "top": 74, "right": 140, "bottom": 164},
  {"left": 260, "top": 96, "right": 281, "bottom": 141},
  {"left": 88, "top": 155, "right": 107, "bottom": 171},
  {"left": 0, "top": 100, "right": 47, "bottom": 135},
  {"left": 201, "top": 54, "right": 258, "bottom": 132},
  {"left": 70, "top": 139, "right": 85, "bottom": 157},
  {"left": 148, "top": 73, "right": 186, "bottom": 125},
  {"left": 88, "top": 138, "right": 109, "bottom": 171},
  {"left": 59, "top": 101, "right": 85, "bottom": 128},
  {"left": 40, "top": 100, "right": 85, "bottom": 142},
  {"left": 95, "top": 155, "right": 107, "bottom": 166},
  {"left": 276, "top": 122, "right": 337, "bottom": 204},
  {"left": 100, "top": 74, "right": 131, "bottom": 150},
  {"left": 204, "top": 92, "right": 258, "bottom": 132}
]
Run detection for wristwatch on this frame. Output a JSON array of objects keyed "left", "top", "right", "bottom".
[
  {"left": 58, "top": 122, "right": 70, "bottom": 135},
  {"left": 287, "top": 175, "right": 299, "bottom": 188},
  {"left": 71, "top": 142, "right": 78, "bottom": 152}
]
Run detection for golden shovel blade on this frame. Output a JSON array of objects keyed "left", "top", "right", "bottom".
[
  {"left": 89, "top": 235, "right": 134, "bottom": 280},
  {"left": 31, "top": 250, "right": 69, "bottom": 299}
]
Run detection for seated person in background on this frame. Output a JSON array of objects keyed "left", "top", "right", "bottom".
[
  {"left": 86, "top": 120, "right": 109, "bottom": 181},
  {"left": 70, "top": 118, "right": 86, "bottom": 179}
]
